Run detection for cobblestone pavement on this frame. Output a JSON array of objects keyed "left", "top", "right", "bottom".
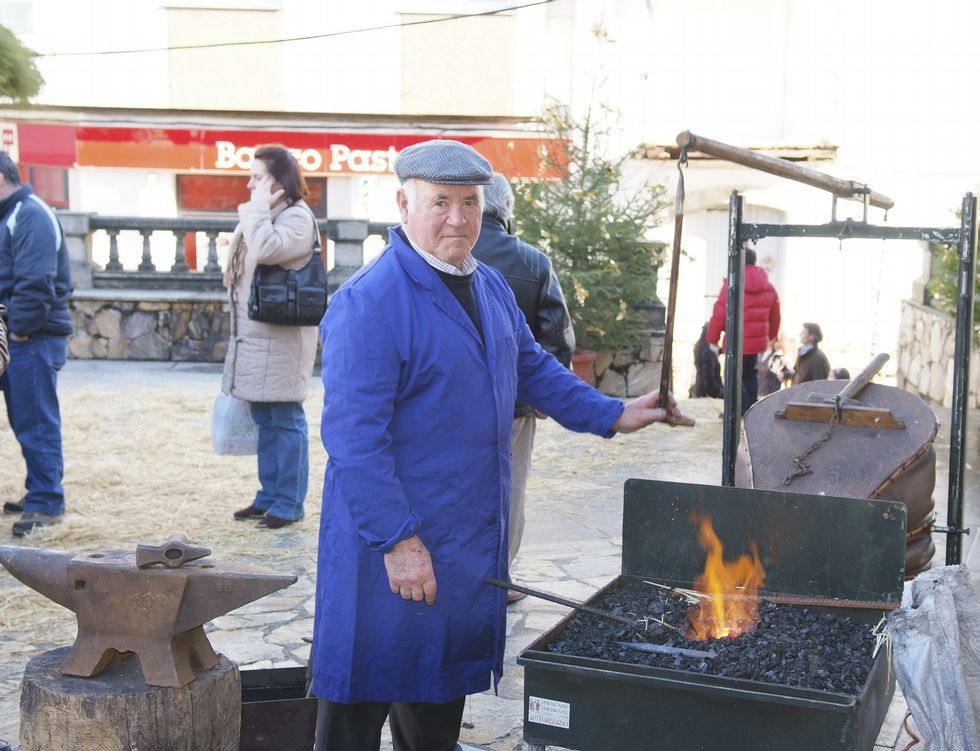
[{"left": 0, "top": 361, "right": 977, "bottom": 750}]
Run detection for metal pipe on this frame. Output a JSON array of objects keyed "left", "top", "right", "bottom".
[
  {"left": 722, "top": 191, "right": 744, "bottom": 486},
  {"left": 741, "top": 222, "right": 960, "bottom": 242},
  {"left": 676, "top": 131, "right": 894, "bottom": 210},
  {"left": 946, "top": 193, "right": 977, "bottom": 565}
]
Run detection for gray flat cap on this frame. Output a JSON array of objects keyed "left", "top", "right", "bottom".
[{"left": 394, "top": 140, "right": 493, "bottom": 185}]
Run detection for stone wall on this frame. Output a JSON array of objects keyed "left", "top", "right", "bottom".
[
  {"left": 591, "top": 302, "right": 666, "bottom": 398},
  {"left": 594, "top": 333, "right": 665, "bottom": 398},
  {"left": 68, "top": 290, "right": 229, "bottom": 362},
  {"left": 896, "top": 299, "right": 980, "bottom": 408}
]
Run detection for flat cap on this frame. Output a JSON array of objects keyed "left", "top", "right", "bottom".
[{"left": 394, "top": 139, "right": 493, "bottom": 185}]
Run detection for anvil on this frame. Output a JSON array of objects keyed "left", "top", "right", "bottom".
[{"left": 0, "top": 537, "right": 297, "bottom": 688}]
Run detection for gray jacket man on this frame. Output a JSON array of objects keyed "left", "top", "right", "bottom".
[{"left": 471, "top": 173, "right": 575, "bottom": 597}]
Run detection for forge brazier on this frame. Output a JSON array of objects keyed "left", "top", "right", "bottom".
[{"left": 517, "top": 479, "right": 907, "bottom": 751}]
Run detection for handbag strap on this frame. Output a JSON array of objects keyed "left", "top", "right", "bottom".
[{"left": 276, "top": 201, "right": 321, "bottom": 252}]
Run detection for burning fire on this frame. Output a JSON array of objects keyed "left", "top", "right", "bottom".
[{"left": 686, "top": 513, "right": 766, "bottom": 641}]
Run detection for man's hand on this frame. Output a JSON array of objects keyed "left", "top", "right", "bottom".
[
  {"left": 9, "top": 333, "right": 29, "bottom": 342},
  {"left": 384, "top": 535, "right": 437, "bottom": 605},
  {"left": 611, "top": 389, "right": 690, "bottom": 433}
]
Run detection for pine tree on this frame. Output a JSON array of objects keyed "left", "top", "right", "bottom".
[
  {"left": 0, "top": 24, "right": 42, "bottom": 102},
  {"left": 512, "top": 104, "right": 667, "bottom": 352}
]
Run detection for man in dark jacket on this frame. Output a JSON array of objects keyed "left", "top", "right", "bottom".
[
  {"left": 706, "top": 248, "right": 780, "bottom": 413},
  {"left": 0, "top": 152, "right": 73, "bottom": 536},
  {"left": 471, "top": 172, "right": 575, "bottom": 602}
]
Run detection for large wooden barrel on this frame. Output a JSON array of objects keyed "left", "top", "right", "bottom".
[{"left": 20, "top": 647, "right": 240, "bottom": 751}]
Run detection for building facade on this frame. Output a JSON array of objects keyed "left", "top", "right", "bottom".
[{"left": 2, "top": 0, "right": 977, "bottom": 387}]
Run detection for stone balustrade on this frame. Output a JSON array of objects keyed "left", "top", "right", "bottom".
[
  {"left": 61, "top": 211, "right": 389, "bottom": 362},
  {"left": 58, "top": 211, "right": 665, "bottom": 396}
]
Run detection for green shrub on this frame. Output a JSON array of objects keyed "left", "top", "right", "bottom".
[
  {"left": 0, "top": 25, "right": 42, "bottom": 102},
  {"left": 512, "top": 105, "right": 667, "bottom": 352},
  {"left": 927, "top": 241, "right": 980, "bottom": 340}
]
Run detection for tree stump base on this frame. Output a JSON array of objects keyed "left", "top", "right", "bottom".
[{"left": 20, "top": 646, "right": 240, "bottom": 751}]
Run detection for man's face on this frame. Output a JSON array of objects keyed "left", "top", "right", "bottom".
[
  {"left": 799, "top": 328, "right": 814, "bottom": 346},
  {"left": 397, "top": 181, "right": 483, "bottom": 267}
]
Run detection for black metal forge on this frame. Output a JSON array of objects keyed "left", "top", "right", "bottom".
[{"left": 517, "top": 479, "right": 906, "bottom": 751}]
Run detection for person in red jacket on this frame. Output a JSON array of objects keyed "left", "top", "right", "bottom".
[{"left": 706, "top": 248, "right": 781, "bottom": 413}]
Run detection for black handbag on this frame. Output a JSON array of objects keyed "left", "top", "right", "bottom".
[{"left": 247, "top": 205, "right": 329, "bottom": 326}]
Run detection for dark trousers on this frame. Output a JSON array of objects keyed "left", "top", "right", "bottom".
[
  {"left": 741, "top": 353, "right": 759, "bottom": 415},
  {"left": 0, "top": 335, "right": 67, "bottom": 514},
  {"left": 314, "top": 696, "right": 466, "bottom": 751}
]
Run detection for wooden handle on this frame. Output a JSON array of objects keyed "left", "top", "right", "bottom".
[
  {"left": 676, "top": 131, "right": 894, "bottom": 210},
  {"left": 839, "top": 353, "right": 890, "bottom": 400}
]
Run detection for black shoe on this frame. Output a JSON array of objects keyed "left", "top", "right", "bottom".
[
  {"left": 233, "top": 504, "right": 266, "bottom": 520},
  {"left": 3, "top": 500, "right": 23, "bottom": 515},
  {"left": 257, "top": 514, "right": 297, "bottom": 529},
  {"left": 12, "top": 512, "right": 62, "bottom": 537}
]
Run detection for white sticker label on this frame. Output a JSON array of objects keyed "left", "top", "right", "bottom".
[{"left": 527, "top": 696, "right": 571, "bottom": 728}]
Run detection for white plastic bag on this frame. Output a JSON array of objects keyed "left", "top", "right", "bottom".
[
  {"left": 887, "top": 564, "right": 980, "bottom": 751},
  {"left": 211, "top": 392, "right": 258, "bottom": 455}
]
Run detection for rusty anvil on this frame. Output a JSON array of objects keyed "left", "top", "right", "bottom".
[{"left": 0, "top": 537, "right": 297, "bottom": 688}]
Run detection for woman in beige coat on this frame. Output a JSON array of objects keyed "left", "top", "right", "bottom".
[{"left": 224, "top": 145, "right": 319, "bottom": 528}]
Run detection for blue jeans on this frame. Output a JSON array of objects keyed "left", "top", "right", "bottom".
[
  {"left": 250, "top": 401, "right": 308, "bottom": 521},
  {"left": 0, "top": 335, "right": 67, "bottom": 515}
]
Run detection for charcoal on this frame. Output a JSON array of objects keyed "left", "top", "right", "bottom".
[{"left": 543, "top": 580, "right": 876, "bottom": 695}]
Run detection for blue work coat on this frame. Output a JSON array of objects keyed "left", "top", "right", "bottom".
[{"left": 312, "top": 229, "right": 624, "bottom": 704}]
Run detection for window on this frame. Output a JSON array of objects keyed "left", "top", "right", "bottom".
[
  {"left": 176, "top": 174, "right": 327, "bottom": 217},
  {"left": 26, "top": 166, "right": 69, "bottom": 208}
]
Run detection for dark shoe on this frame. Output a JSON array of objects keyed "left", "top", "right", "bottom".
[
  {"left": 257, "top": 514, "right": 297, "bottom": 529},
  {"left": 3, "top": 500, "right": 23, "bottom": 515},
  {"left": 233, "top": 504, "right": 266, "bottom": 520},
  {"left": 12, "top": 512, "right": 63, "bottom": 537}
]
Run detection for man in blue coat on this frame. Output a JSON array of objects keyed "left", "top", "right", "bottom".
[
  {"left": 314, "top": 140, "right": 682, "bottom": 751},
  {"left": 0, "top": 152, "right": 72, "bottom": 537}
]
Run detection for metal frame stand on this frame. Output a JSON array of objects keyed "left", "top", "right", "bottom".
[{"left": 721, "top": 192, "right": 977, "bottom": 565}]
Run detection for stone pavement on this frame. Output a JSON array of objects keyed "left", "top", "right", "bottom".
[{"left": 0, "top": 360, "right": 977, "bottom": 750}]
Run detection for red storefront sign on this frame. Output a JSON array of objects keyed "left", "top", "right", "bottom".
[{"left": 15, "top": 122, "right": 555, "bottom": 178}]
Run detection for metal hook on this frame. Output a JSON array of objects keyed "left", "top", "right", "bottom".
[{"left": 675, "top": 149, "right": 687, "bottom": 216}]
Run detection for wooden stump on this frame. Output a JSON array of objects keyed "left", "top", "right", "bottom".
[{"left": 20, "top": 646, "right": 240, "bottom": 751}]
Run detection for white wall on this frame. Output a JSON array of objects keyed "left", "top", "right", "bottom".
[
  {"left": 21, "top": 0, "right": 980, "bottom": 380},
  {"left": 29, "top": 0, "right": 170, "bottom": 108},
  {"left": 572, "top": 0, "right": 980, "bottom": 387}
]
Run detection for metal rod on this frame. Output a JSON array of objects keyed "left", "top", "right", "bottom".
[
  {"left": 722, "top": 191, "right": 744, "bottom": 486},
  {"left": 741, "top": 222, "right": 961, "bottom": 243},
  {"left": 676, "top": 131, "right": 894, "bottom": 210},
  {"left": 656, "top": 156, "right": 696, "bottom": 427},
  {"left": 617, "top": 641, "right": 716, "bottom": 660},
  {"left": 947, "top": 193, "right": 977, "bottom": 565},
  {"left": 658, "top": 156, "right": 686, "bottom": 409},
  {"left": 485, "top": 577, "right": 637, "bottom": 626}
]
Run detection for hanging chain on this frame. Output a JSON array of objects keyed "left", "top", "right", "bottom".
[{"left": 783, "top": 395, "right": 843, "bottom": 485}]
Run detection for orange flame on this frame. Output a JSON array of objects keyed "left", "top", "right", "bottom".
[{"left": 685, "top": 513, "right": 766, "bottom": 641}]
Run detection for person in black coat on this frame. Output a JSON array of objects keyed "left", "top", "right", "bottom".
[
  {"left": 691, "top": 323, "right": 724, "bottom": 398},
  {"left": 471, "top": 172, "right": 575, "bottom": 601}
]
